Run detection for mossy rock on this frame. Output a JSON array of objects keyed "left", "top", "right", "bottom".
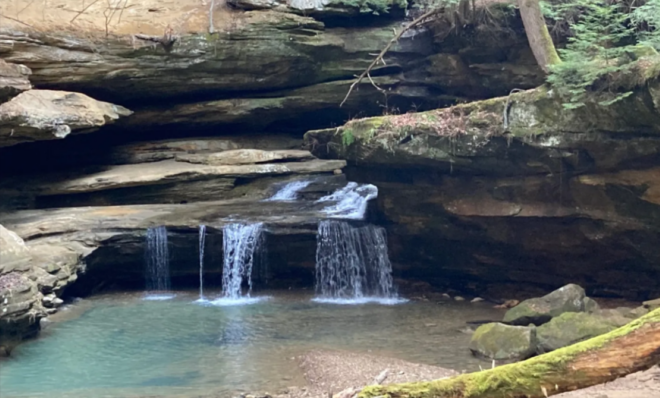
[
  {"left": 469, "top": 322, "right": 537, "bottom": 361},
  {"left": 503, "top": 284, "right": 595, "bottom": 326},
  {"left": 536, "top": 312, "right": 618, "bottom": 354}
]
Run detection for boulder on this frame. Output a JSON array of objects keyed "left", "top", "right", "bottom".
[
  {"left": 0, "top": 90, "right": 132, "bottom": 148},
  {"left": 503, "top": 284, "right": 594, "bottom": 326},
  {"left": 536, "top": 312, "right": 618, "bottom": 354},
  {"left": 0, "top": 60, "right": 31, "bottom": 103},
  {"left": 0, "top": 223, "right": 82, "bottom": 354},
  {"left": 469, "top": 322, "right": 537, "bottom": 361},
  {"left": 644, "top": 298, "right": 660, "bottom": 311}
]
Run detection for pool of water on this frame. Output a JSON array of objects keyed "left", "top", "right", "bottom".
[{"left": 0, "top": 291, "right": 503, "bottom": 398}]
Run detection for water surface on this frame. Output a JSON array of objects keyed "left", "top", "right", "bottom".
[{"left": 0, "top": 291, "right": 503, "bottom": 398}]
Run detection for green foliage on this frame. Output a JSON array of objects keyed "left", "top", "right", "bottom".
[
  {"left": 341, "top": 129, "right": 355, "bottom": 147},
  {"left": 546, "top": 0, "right": 637, "bottom": 109},
  {"left": 632, "top": 0, "right": 660, "bottom": 49}
]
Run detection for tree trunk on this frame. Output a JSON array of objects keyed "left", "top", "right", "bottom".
[
  {"left": 359, "top": 308, "right": 660, "bottom": 398},
  {"left": 518, "top": 0, "right": 561, "bottom": 73}
]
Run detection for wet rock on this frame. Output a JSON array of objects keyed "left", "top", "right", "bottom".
[
  {"left": 0, "top": 59, "right": 31, "bottom": 103},
  {"left": 471, "top": 297, "right": 484, "bottom": 303},
  {"left": 0, "top": 90, "right": 132, "bottom": 148},
  {"left": 0, "top": 270, "right": 43, "bottom": 354},
  {"left": 503, "top": 284, "right": 594, "bottom": 326},
  {"left": 454, "top": 296, "right": 465, "bottom": 301},
  {"left": 536, "top": 312, "right": 618, "bottom": 354},
  {"left": 469, "top": 322, "right": 537, "bottom": 361},
  {"left": 42, "top": 293, "right": 63, "bottom": 308}
]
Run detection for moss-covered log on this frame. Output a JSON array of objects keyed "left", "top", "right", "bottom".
[{"left": 360, "top": 308, "right": 660, "bottom": 398}]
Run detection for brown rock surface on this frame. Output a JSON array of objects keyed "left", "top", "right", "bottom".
[
  {"left": 0, "top": 90, "right": 131, "bottom": 148},
  {"left": 304, "top": 83, "right": 660, "bottom": 300},
  {"left": 0, "top": 59, "right": 31, "bottom": 103}
]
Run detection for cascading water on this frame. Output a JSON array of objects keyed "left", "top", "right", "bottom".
[
  {"left": 314, "top": 220, "right": 403, "bottom": 304},
  {"left": 197, "top": 225, "right": 207, "bottom": 301},
  {"left": 144, "top": 226, "right": 174, "bottom": 300},
  {"left": 265, "top": 180, "right": 312, "bottom": 201},
  {"left": 317, "top": 182, "right": 378, "bottom": 220},
  {"left": 220, "top": 223, "right": 264, "bottom": 300}
]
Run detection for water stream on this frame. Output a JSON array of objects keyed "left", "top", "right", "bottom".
[
  {"left": 265, "top": 180, "right": 312, "bottom": 201},
  {"left": 314, "top": 220, "right": 401, "bottom": 304},
  {"left": 218, "top": 223, "right": 265, "bottom": 303},
  {"left": 144, "top": 226, "right": 174, "bottom": 300},
  {"left": 197, "top": 225, "right": 207, "bottom": 302},
  {"left": 317, "top": 182, "right": 378, "bottom": 220}
]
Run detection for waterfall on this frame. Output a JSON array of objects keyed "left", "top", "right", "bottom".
[
  {"left": 265, "top": 180, "right": 312, "bottom": 201},
  {"left": 317, "top": 182, "right": 378, "bottom": 220},
  {"left": 198, "top": 225, "right": 207, "bottom": 301},
  {"left": 314, "top": 220, "right": 402, "bottom": 304},
  {"left": 144, "top": 226, "right": 173, "bottom": 300},
  {"left": 221, "top": 223, "right": 264, "bottom": 299}
]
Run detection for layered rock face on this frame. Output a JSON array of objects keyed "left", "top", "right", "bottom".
[
  {"left": 305, "top": 80, "right": 660, "bottom": 300},
  {"left": 0, "top": 0, "right": 634, "bottom": 352},
  {"left": 0, "top": 0, "right": 541, "bottom": 134}
]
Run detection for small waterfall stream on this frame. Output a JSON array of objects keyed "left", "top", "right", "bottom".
[
  {"left": 221, "top": 223, "right": 265, "bottom": 300},
  {"left": 314, "top": 220, "right": 401, "bottom": 303},
  {"left": 198, "top": 225, "right": 207, "bottom": 301},
  {"left": 317, "top": 182, "right": 378, "bottom": 220},
  {"left": 265, "top": 180, "right": 312, "bottom": 201},
  {"left": 144, "top": 226, "right": 174, "bottom": 300}
]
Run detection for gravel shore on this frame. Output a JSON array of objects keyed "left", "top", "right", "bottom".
[{"left": 276, "top": 350, "right": 660, "bottom": 398}]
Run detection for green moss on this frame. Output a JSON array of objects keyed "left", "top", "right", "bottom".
[
  {"left": 359, "top": 308, "right": 660, "bottom": 398},
  {"left": 342, "top": 128, "right": 356, "bottom": 147}
]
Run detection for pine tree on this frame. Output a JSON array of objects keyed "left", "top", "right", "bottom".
[{"left": 546, "top": 0, "right": 637, "bottom": 108}]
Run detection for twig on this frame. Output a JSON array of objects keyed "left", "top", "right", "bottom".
[
  {"left": 117, "top": 0, "right": 129, "bottom": 26},
  {"left": 70, "top": 0, "right": 103, "bottom": 23},
  {"left": 208, "top": 0, "right": 216, "bottom": 34},
  {"left": 366, "top": 72, "right": 386, "bottom": 93},
  {"left": 340, "top": 8, "right": 441, "bottom": 107},
  {"left": 17, "top": 0, "right": 37, "bottom": 18},
  {"left": 0, "top": 15, "right": 36, "bottom": 28}
]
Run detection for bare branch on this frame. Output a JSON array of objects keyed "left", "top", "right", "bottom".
[
  {"left": 17, "top": 0, "right": 37, "bottom": 18},
  {"left": 70, "top": 0, "right": 103, "bottom": 23},
  {"left": 0, "top": 15, "right": 36, "bottom": 29},
  {"left": 340, "top": 8, "right": 441, "bottom": 107},
  {"left": 209, "top": 0, "right": 216, "bottom": 34}
]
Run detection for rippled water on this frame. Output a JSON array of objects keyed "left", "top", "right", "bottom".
[{"left": 0, "top": 291, "right": 503, "bottom": 398}]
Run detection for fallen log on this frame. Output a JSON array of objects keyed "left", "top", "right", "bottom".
[{"left": 359, "top": 308, "right": 660, "bottom": 398}]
